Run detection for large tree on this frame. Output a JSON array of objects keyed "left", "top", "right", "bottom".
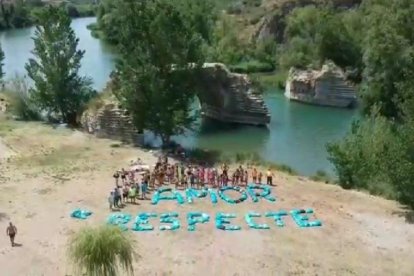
[
  {"left": 113, "top": 0, "right": 212, "bottom": 145},
  {"left": 26, "top": 6, "right": 95, "bottom": 125},
  {"left": 360, "top": 0, "right": 414, "bottom": 119},
  {"left": 327, "top": 0, "right": 414, "bottom": 208},
  {"left": 280, "top": 6, "right": 362, "bottom": 70}
]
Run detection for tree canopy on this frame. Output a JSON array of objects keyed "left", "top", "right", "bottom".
[
  {"left": 113, "top": 0, "right": 212, "bottom": 145},
  {"left": 25, "top": 6, "right": 95, "bottom": 125},
  {"left": 327, "top": 0, "right": 414, "bottom": 209},
  {"left": 280, "top": 6, "right": 362, "bottom": 71}
]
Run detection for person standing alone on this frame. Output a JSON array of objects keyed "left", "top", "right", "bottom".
[
  {"left": 6, "top": 222, "right": 17, "bottom": 247},
  {"left": 266, "top": 168, "right": 275, "bottom": 186}
]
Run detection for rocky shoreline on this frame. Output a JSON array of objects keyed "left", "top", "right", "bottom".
[{"left": 285, "top": 62, "right": 357, "bottom": 108}]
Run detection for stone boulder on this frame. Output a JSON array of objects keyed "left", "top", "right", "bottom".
[{"left": 284, "top": 61, "right": 357, "bottom": 108}]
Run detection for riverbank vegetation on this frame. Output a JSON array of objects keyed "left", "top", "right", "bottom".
[
  {"left": 90, "top": 0, "right": 413, "bottom": 208},
  {"left": 89, "top": 0, "right": 364, "bottom": 89},
  {"left": 1, "top": 0, "right": 414, "bottom": 209},
  {"left": 0, "top": 0, "right": 95, "bottom": 30},
  {"left": 326, "top": 0, "right": 414, "bottom": 209}
]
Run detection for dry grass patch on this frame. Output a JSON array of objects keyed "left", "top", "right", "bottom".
[{"left": 12, "top": 143, "right": 94, "bottom": 176}]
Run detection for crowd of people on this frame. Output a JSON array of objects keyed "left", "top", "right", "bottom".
[{"left": 107, "top": 156, "right": 275, "bottom": 210}]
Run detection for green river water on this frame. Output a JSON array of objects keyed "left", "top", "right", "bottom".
[{"left": 0, "top": 17, "right": 358, "bottom": 176}]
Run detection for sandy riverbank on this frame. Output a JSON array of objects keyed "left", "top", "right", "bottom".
[{"left": 0, "top": 117, "right": 413, "bottom": 275}]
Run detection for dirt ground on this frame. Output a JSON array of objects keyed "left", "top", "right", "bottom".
[{"left": 0, "top": 117, "right": 414, "bottom": 276}]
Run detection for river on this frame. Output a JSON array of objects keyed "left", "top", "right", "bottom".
[{"left": 0, "top": 17, "right": 358, "bottom": 176}]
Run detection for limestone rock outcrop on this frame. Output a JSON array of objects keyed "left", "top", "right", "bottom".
[
  {"left": 81, "top": 63, "right": 270, "bottom": 144},
  {"left": 81, "top": 94, "right": 144, "bottom": 145},
  {"left": 198, "top": 63, "right": 270, "bottom": 126},
  {"left": 254, "top": 0, "right": 362, "bottom": 43},
  {"left": 285, "top": 62, "right": 357, "bottom": 108}
]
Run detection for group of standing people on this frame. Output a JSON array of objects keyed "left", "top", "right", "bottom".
[
  {"left": 108, "top": 156, "right": 276, "bottom": 210},
  {"left": 148, "top": 156, "right": 276, "bottom": 188},
  {"left": 108, "top": 166, "right": 151, "bottom": 210}
]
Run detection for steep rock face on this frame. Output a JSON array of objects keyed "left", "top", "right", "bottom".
[
  {"left": 254, "top": 0, "right": 362, "bottom": 43},
  {"left": 81, "top": 102, "right": 142, "bottom": 145},
  {"left": 198, "top": 63, "right": 270, "bottom": 125},
  {"left": 81, "top": 63, "right": 270, "bottom": 144},
  {"left": 285, "top": 61, "right": 357, "bottom": 107}
]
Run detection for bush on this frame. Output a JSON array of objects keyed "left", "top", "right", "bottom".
[
  {"left": 251, "top": 70, "right": 287, "bottom": 90},
  {"left": 75, "top": 4, "right": 95, "bottom": 17},
  {"left": 310, "top": 170, "right": 332, "bottom": 183},
  {"left": 226, "top": 2, "right": 244, "bottom": 14},
  {"left": 229, "top": 60, "right": 274, "bottom": 73},
  {"left": 68, "top": 225, "right": 136, "bottom": 276},
  {"left": 66, "top": 5, "right": 80, "bottom": 18},
  {"left": 2, "top": 76, "right": 41, "bottom": 121},
  {"left": 327, "top": 113, "right": 397, "bottom": 197}
]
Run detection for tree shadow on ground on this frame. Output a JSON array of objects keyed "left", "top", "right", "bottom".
[
  {"left": 169, "top": 148, "right": 223, "bottom": 166},
  {"left": 392, "top": 206, "right": 414, "bottom": 224},
  {"left": 0, "top": 212, "right": 9, "bottom": 221}
]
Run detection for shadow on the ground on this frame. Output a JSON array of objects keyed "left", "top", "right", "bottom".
[
  {"left": 392, "top": 207, "right": 414, "bottom": 224},
  {"left": 0, "top": 212, "right": 9, "bottom": 221},
  {"left": 13, "top": 243, "right": 23, "bottom": 247}
]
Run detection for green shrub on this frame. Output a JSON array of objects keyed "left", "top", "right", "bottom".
[
  {"left": 229, "top": 60, "right": 274, "bottom": 73},
  {"left": 251, "top": 70, "right": 287, "bottom": 90},
  {"left": 2, "top": 76, "right": 41, "bottom": 121},
  {"left": 327, "top": 113, "right": 397, "bottom": 197},
  {"left": 226, "top": 2, "right": 244, "bottom": 14},
  {"left": 68, "top": 225, "right": 136, "bottom": 276},
  {"left": 66, "top": 5, "right": 80, "bottom": 18},
  {"left": 310, "top": 170, "right": 331, "bottom": 183}
]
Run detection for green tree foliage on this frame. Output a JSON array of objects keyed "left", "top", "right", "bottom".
[
  {"left": 0, "top": 42, "right": 4, "bottom": 81},
  {"left": 93, "top": 0, "right": 120, "bottom": 44},
  {"left": 328, "top": 0, "right": 414, "bottom": 209},
  {"left": 68, "top": 225, "right": 136, "bottom": 276},
  {"left": 210, "top": 15, "right": 278, "bottom": 73},
  {"left": 25, "top": 6, "right": 95, "bottom": 126},
  {"left": 0, "top": 0, "right": 31, "bottom": 29},
  {"left": 327, "top": 113, "right": 397, "bottom": 195},
  {"left": 210, "top": 15, "right": 248, "bottom": 65},
  {"left": 280, "top": 6, "right": 362, "bottom": 71},
  {"left": 2, "top": 75, "right": 41, "bottom": 120},
  {"left": 327, "top": 109, "right": 414, "bottom": 208},
  {"left": 360, "top": 0, "right": 414, "bottom": 119},
  {"left": 94, "top": 0, "right": 216, "bottom": 47},
  {"left": 0, "top": 0, "right": 95, "bottom": 30},
  {"left": 113, "top": 0, "right": 210, "bottom": 145}
]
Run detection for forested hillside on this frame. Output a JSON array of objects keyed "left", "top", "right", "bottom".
[{"left": 0, "top": 0, "right": 95, "bottom": 29}]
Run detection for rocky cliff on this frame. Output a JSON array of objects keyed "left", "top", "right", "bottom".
[
  {"left": 198, "top": 63, "right": 270, "bottom": 125},
  {"left": 253, "top": 0, "right": 362, "bottom": 43},
  {"left": 81, "top": 63, "right": 270, "bottom": 144},
  {"left": 285, "top": 62, "right": 357, "bottom": 108}
]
